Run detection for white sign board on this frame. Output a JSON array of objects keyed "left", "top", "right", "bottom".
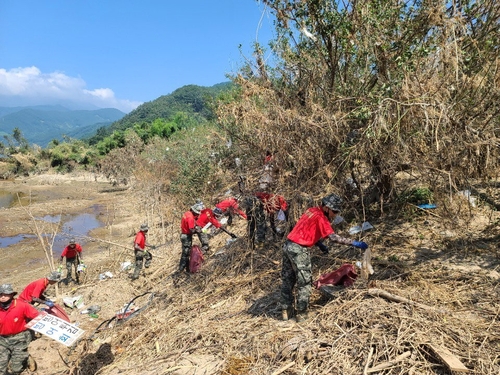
[{"left": 25, "top": 312, "right": 85, "bottom": 347}]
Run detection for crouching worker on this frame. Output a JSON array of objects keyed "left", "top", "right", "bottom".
[
  {"left": 196, "top": 207, "right": 223, "bottom": 253},
  {"left": 279, "top": 194, "right": 368, "bottom": 323},
  {"left": 0, "top": 284, "right": 39, "bottom": 375},
  {"left": 18, "top": 272, "right": 61, "bottom": 308},
  {"left": 213, "top": 196, "right": 247, "bottom": 226},
  {"left": 131, "top": 223, "right": 155, "bottom": 281},
  {"left": 178, "top": 202, "right": 205, "bottom": 273}
]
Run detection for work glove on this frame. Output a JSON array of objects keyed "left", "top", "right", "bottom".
[
  {"left": 45, "top": 300, "right": 55, "bottom": 308},
  {"left": 352, "top": 241, "right": 368, "bottom": 250},
  {"left": 317, "top": 242, "right": 329, "bottom": 254}
]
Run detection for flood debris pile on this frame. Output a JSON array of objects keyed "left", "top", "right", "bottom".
[{"left": 59, "top": 208, "right": 499, "bottom": 375}]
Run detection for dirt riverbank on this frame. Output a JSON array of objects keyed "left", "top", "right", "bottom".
[{"left": 0, "top": 172, "right": 171, "bottom": 374}]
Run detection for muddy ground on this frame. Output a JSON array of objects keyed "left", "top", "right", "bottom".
[
  {"left": 1, "top": 173, "right": 499, "bottom": 375},
  {"left": 0, "top": 172, "right": 167, "bottom": 374}
]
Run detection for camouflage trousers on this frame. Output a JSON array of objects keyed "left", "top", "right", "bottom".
[
  {"left": 65, "top": 257, "right": 79, "bottom": 283},
  {"left": 279, "top": 240, "right": 312, "bottom": 312},
  {"left": 132, "top": 249, "right": 152, "bottom": 278},
  {"left": 179, "top": 234, "right": 193, "bottom": 272},
  {"left": 245, "top": 197, "right": 267, "bottom": 245},
  {"left": 0, "top": 330, "right": 31, "bottom": 375},
  {"left": 197, "top": 231, "right": 209, "bottom": 252}
]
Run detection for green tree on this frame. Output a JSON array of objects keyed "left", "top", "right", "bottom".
[
  {"left": 12, "top": 127, "right": 29, "bottom": 152},
  {"left": 217, "top": 0, "right": 500, "bottom": 212}
]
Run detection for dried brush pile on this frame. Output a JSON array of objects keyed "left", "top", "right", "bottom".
[
  {"left": 62, "top": 196, "right": 499, "bottom": 374},
  {"left": 56, "top": 3, "right": 500, "bottom": 373},
  {"left": 216, "top": 0, "right": 500, "bottom": 221}
]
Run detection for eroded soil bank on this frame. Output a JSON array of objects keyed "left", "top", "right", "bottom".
[{"left": 0, "top": 173, "right": 156, "bottom": 375}]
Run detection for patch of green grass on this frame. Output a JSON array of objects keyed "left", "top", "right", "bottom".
[
  {"left": 388, "top": 254, "right": 399, "bottom": 262},
  {"left": 397, "top": 187, "right": 434, "bottom": 205}
]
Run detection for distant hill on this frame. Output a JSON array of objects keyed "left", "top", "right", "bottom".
[
  {"left": 97, "top": 82, "right": 234, "bottom": 137},
  {"left": 0, "top": 106, "right": 125, "bottom": 147}
]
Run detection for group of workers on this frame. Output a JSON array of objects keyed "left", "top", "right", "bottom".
[
  {"left": 171, "top": 150, "right": 369, "bottom": 324},
  {"left": 1, "top": 163, "right": 370, "bottom": 373},
  {"left": 178, "top": 191, "right": 368, "bottom": 322},
  {"left": 173, "top": 185, "right": 369, "bottom": 324},
  {"left": 0, "top": 236, "right": 85, "bottom": 374},
  {"left": 0, "top": 270, "right": 64, "bottom": 374}
]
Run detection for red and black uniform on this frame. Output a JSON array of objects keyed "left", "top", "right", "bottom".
[
  {"left": 181, "top": 211, "right": 197, "bottom": 235},
  {"left": 61, "top": 243, "right": 82, "bottom": 260},
  {"left": 0, "top": 299, "right": 39, "bottom": 374},
  {"left": 18, "top": 278, "right": 49, "bottom": 305},
  {"left": 280, "top": 206, "right": 353, "bottom": 314},
  {"left": 61, "top": 243, "right": 83, "bottom": 284},
  {"left": 215, "top": 198, "right": 247, "bottom": 224},
  {"left": 197, "top": 208, "right": 222, "bottom": 230},
  {"left": 287, "top": 207, "right": 334, "bottom": 247},
  {"left": 132, "top": 230, "right": 152, "bottom": 279},
  {"left": 179, "top": 210, "right": 201, "bottom": 272},
  {"left": 255, "top": 193, "right": 288, "bottom": 214},
  {"left": 195, "top": 209, "right": 220, "bottom": 252},
  {"left": 254, "top": 192, "right": 289, "bottom": 238},
  {"left": 134, "top": 231, "right": 146, "bottom": 250}
]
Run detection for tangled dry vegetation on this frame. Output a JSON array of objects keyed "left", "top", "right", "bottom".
[
  {"left": 216, "top": 0, "right": 500, "bottom": 220},
  {"left": 43, "top": 1, "right": 500, "bottom": 374},
  {"left": 52, "top": 186, "right": 499, "bottom": 375}
]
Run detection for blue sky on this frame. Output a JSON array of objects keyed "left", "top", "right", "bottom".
[{"left": 0, "top": 1, "right": 275, "bottom": 113}]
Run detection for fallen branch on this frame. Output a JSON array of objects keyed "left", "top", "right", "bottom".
[
  {"left": 63, "top": 232, "right": 165, "bottom": 258},
  {"left": 363, "top": 346, "right": 374, "bottom": 375},
  {"left": 367, "top": 351, "right": 411, "bottom": 373},
  {"left": 62, "top": 232, "right": 132, "bottom": 250},
  {"left": 271, "top": 361, "right": 295, "bottom": 375},
  {"left": 367, "top": 288, "right": 447, "bottom": 314}
]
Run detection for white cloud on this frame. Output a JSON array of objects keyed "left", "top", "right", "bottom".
[{"left": 0, "top": 66, "right": 141, "bottom": 113}]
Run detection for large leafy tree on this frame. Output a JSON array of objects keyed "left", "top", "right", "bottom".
[{"left": 217, "top": 0, "right": 500, "bottom": 212}]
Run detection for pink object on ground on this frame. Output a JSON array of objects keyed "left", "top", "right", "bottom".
[
  {"left": 46, "top": 303, "right": 71, "bottom": 322},
  {"left": 313, "top": 264, "right": 358, "bottom": 289},
  {"left": 189, "top": 245, "right": 204, "bottom": 273}
]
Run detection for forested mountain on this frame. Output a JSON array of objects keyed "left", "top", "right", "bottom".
[
  {"left": 97, "top": 82, "right": 233, "bottom": 135},
  {"left": 0, "top": 106, "right": 125, "bottom": 147}
]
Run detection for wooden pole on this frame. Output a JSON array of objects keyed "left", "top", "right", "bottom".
[{"left": 63, "top": 232, "right": 165, "bottom": 259}]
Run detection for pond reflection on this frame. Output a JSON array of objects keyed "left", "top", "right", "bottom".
[{"left": 50, "top": 212, "right": 103, "bottom": 254}]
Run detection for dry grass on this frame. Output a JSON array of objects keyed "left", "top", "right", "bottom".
[{"left": 57, "top": 194, "right": 500, "bottom": 375}]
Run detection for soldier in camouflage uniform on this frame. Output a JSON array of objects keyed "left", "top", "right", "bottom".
[
  {"left": 0, "top": 284, "right": 39, "bottom": 375},
  {"left": 245, "top": 194, "right": 267, "bottom": 248},
  {"left": 59, "top": 238, "right": 83, "bottom": 284},
  {"left": 131, "top": 224, "right": 155, "bottom": 280},
  {"left": 280, "top": 194, "right": 369, "bottom": 322},
  {"left": 179, "top": 202, "right": 205, "bottom": 272},
  {"left": 245, "top": 178, "right": 281, "bottom": 249}
]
